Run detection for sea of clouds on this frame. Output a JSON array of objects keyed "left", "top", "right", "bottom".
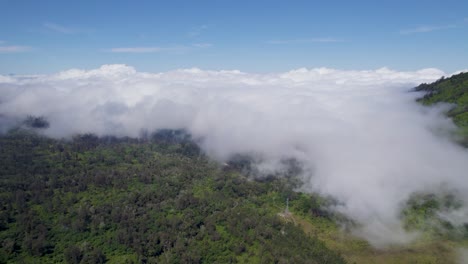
[{"left": 1, "top": 64, "right": 468, "bottom": 246}]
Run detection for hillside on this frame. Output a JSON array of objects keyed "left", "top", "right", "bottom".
[
  {"left": 415, "top": 71, "right": 468, "bottom": 145},
  {"left": 0, "top": 129, "right": 345, "bottom": 263}
]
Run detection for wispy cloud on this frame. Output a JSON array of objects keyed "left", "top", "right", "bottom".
[
  {"left": 400, "top": 24, "right": 456, "bottom": 35},
  {"left": 43, "top": 22, "right": 74, "bottom": 34},
  {"left": 192, "top": 43, "right": 212, "bottom": 48},
  {"left": 108, "top": 43, "right": 212, "bottom": 53},
  {"left": 188, "top": 25, "right": 208, "bottom": 37},
  {"left": 267, "top": 38, "right": 344, "bottom": 44},
  {"left": 108, "top": 46, "right": 189, "bottom": 53},
  {"left": 0, "top": 45, "right": 32, "bottom": 53}
]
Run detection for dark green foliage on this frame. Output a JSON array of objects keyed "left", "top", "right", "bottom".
[
  {"left": 0, "top": 129, "right": 345, "bottom": 263},
  {"left": 292, "top": 193, "right": 332, "bottom": 217},
  {"left": 64, "top": 245, "right": 83, "bottom": 264},
  {"left": 415, "top": 71, "right": 468, "bottom": 145}
]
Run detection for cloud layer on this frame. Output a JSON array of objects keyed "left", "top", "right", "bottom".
[{"left": 1, "top": 65, "right": 468, "bottom": 246}]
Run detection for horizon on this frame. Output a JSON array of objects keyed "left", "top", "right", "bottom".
[{"left": 2, "top": 64, "right": 465, "bottom": 78}]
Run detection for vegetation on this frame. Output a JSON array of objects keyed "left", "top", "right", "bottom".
[
  {"left": 0, "top": 128, "right": 345, "bottom": 263},
  {"left": 415, "top": 71, "right": 468, "bottom": 145},
  {"left": 401, "top": 192, "right": 468, "bottom": 239}
]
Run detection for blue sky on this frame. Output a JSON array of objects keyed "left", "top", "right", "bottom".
[{"left": 0, "top": 0, "right": 467, "bottom": 74}]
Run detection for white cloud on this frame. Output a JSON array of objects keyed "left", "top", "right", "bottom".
[
  {"left": 267, "top": 38, "right": 344, "bottom": 44},
  {"left": 0, "top": 75, "right": 15, "bottom": 83},
  {"left": 43, "top": 22, "right": 74, "bottom": 34},
  {"left": 2, "top": 65, "right": 468, "bottom": 247},
  {"left": 400, "top": 24, "right": 456, "bottom": 35},
  {"left": 0, "top": 45, "right": 31, "bottom": 53}
]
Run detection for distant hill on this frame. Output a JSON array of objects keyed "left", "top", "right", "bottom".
[{"left": 415, "top": 71, "right": 468, "bottom": 145}]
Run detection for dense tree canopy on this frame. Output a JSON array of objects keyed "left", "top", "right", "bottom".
[{"left": 0, "top": 129, "right": 345, "bottom": 263}]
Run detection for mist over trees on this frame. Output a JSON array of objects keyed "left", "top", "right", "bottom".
[
  {"left": 1, "top": 68, "right": 468, "bottom": 262},
  {"left": 23, "top": 115, "right": 49, "bottom": 129}
]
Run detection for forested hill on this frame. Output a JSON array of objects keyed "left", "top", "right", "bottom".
[
  {"left": 0, "top": 129, "right": 345, "bottom": 263},
  {"left": 415, "top": 71, "right": 468, "bottom": 144}
]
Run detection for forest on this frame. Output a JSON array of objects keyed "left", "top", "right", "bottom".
[{"left": 0, "top": 127, "right": 345, "bottom": 263}]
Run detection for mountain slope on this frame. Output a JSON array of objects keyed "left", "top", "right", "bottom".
[
  {"left": 0, "top": 129, "right": 345, "bottom": 263},
  {"left": 415, "top": 71, "right": 468, "bottom": 144},
  {"left": 1, "top": 128, "right": 464, "bottom": 264}
]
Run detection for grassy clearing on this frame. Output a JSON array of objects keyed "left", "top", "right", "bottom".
[{"left": 285, "top": 208, "right": 462, "bottom": 264}]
